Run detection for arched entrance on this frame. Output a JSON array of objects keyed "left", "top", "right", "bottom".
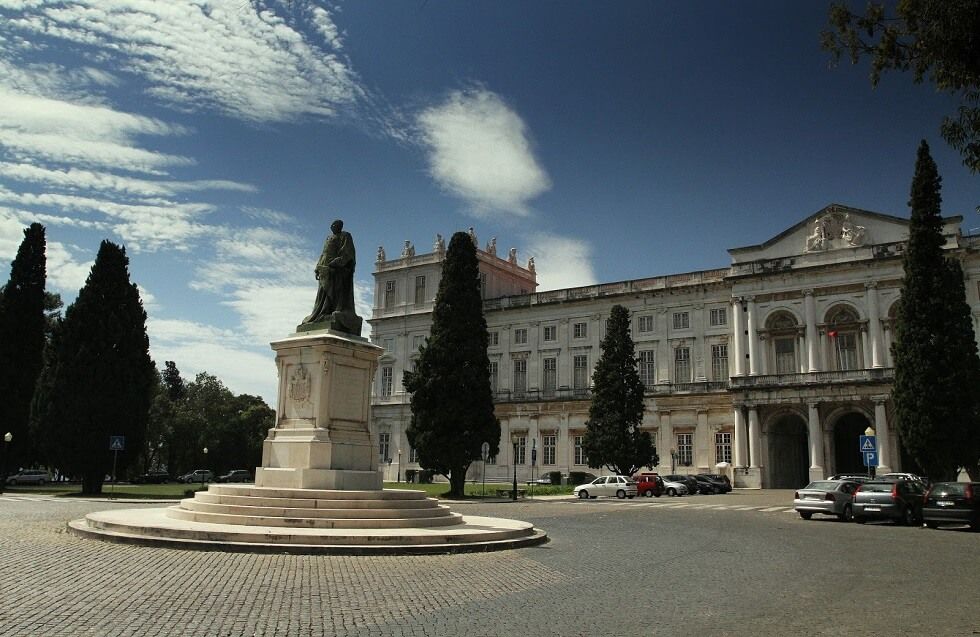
[
  {"left": 768, "top": 415, "right": 809, "bottom": 488},
  {"left": 833, "top": 412, "right": 872, "bottom": 475}
]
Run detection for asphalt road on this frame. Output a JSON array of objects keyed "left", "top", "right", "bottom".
[{"left": 0, "top": 492, "right": 977, "bottom": 636}]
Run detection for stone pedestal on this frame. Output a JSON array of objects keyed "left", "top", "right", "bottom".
[{"left": 255, "top": 329, "right": 384, "bottom": 490}]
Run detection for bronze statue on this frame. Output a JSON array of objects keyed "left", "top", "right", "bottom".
[{"left": 300, "top": 219, "right": 361, "bottom": 335}]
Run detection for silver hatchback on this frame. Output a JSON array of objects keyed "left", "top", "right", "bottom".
[{"left": 573, "top": 475, "right": 637, "bottom": 499}]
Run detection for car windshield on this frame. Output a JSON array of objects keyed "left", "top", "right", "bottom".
[
  {"left": 930, "top": 483, "right": 967, "bottom": 496},
  {"left": 861, "top": 483, "right": 894, "bottom": 493},
  {"left": 803, "top": 481, "right": 838, "bottom": 490}
]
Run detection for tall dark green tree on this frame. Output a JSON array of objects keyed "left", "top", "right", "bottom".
[
  {"left": 403, "top": 231, "right": 499, "bottom": 497},
  {"left": 892, "top": 141, "right": 980, "bottom": 481},
  {"left": 31, "top": 240, "right": 155, "bottom": 494},
  {"left": 583, "top": 304, "right": 656, "bottom": 476},
  {"left": 0, "top": 223, "right": 48, "bottom": 470}
]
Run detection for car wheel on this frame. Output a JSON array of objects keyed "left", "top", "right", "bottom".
[
  {"left": 799, "top": 511, "right": 812, "bottom": 520},
  {"left": 8, "top": 479, "right": 15, "bottom": 486},
  {"left": 578, "top": 490, "right": 589, "bottom": 499},
  {"left": 839, "top": 504, "right": 853, "bottom": 523},
  {"left": 666, "top": 487, "right": 677, "bottom": 497},
  {"left": 643, "top": 489, "right": 653, "bottom": 497},
  {"left": 616, "top": 489, "right": 626, "bottom": 499},
  {"left": 925, "top": 521, "right": 939, "bottom": 529}
]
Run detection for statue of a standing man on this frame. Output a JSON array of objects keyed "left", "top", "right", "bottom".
[{"left": 300, "top": 219, "right": 361, "bottom": 335}]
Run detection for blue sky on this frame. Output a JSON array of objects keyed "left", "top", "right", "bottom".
[{"left": 0, "top": 1, "right": 977, "bottom": 403}]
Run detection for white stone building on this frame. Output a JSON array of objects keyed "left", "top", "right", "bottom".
[{"left": 368, "top": 205, "right": 980, "bottom": 488}]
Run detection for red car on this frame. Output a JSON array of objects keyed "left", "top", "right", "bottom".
[{"left": 633, "top": 472, "right": 665, "bottom": 497}]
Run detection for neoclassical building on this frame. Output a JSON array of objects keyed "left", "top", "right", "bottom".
[{"left": 368, "top": 205, "right": 980, "bottom": 488}]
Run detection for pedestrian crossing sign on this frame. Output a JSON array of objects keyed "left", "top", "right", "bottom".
[{"left": 109, "top": 436, "right": 125, "bottom": 451}]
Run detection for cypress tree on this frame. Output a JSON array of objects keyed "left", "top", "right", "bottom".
[
  {"left": 403, "top": 231, "right": 499, "bottom": 497},
  {"left": 892, "top": 140, "right": 980, "bottom": 481},
  {"left": 0, "top": 223, "right": 47, "bottom": 470},
  {"left": 31, "top": 240, "right": 155, "bottom": 494},
  {"left": 583, "top": 304, "right": 656, "bottom": 476}
]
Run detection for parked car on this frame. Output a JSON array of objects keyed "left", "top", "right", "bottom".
[
  {"left": 794, "top": 479, "right": 862, "bottom": 521},
  {"left": 132, "top": 471, "right": 171, "bottom": 484},
  {"left": 662, "top": 478, "right": 689, "bottom": 497},
  {"left": 691, "top": 474, "right": 725, "bottom": 494},
  {"left": 5, "top": 469, "right": 49, "bottom": 485},
  {"left": 696, "top": 473, "right": 732, "bottom": 493},
  {"left": 217, "top": 470, "right": 252, "bottom": 483},
  {"left": 633, "top": 473, "right": 664, "bottom": 497},
  {"left": 922, "top": 482, "right": 979, "bottom": 530},
  {"left": 826, "top": 473, "right": 871, "bottom": 482},
  {"left": 852, "top": 479, "right": 925, "bottom": 525},
  {"left": 573, "top": 475, "right": 637, "bottom": 499},
  {"left": 880, "top": 472, "right": 930, "bottom": 487},
  {"left": 177, "top": 469, "right": 214, "bottom": 484},
  {"left": 664, "top": 474, "right": 700, "bottom": 495}
]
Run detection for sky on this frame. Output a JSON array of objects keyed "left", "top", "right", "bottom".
[{"left": 1, "top": 1, "right": 977, "bottom": 404}]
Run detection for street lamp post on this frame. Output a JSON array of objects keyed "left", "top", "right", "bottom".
[
  {"left": 397, "top": 449, "right": 402, "bottom": 483},
  {"left": 0, "top": 432, "right": 12, "bottom": 495},
  {"left": 511, "top": 432, "right": 520, "bottom": 501},
  {"left": 201, "top": 447, "right": 208, "bottom": 491}
]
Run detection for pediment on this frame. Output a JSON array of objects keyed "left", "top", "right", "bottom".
[{"left": 729, "top": 204, "right": 913, "bottom": 264}]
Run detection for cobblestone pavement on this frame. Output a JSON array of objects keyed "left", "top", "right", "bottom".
[{"left": 1, "top": 493, "right": 977, "bottom": 636}]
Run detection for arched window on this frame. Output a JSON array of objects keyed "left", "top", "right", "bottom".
[
  {"left": 827, "top": 306, "right": 861, "bottom": 371},
  {"left": 766, "top": 311, "right": 799, "bottom": 374}
]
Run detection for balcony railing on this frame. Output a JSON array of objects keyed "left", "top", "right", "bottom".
[{"left": 728, "top": 368, "right": 894, "bottom": 389}]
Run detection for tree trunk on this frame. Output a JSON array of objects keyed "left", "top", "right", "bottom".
[
  {"left": 81, "top": 472, "right": 104, "bottom": 495},
  {"left": 448, "top": 466, "right": 467, "bottom": 498}
]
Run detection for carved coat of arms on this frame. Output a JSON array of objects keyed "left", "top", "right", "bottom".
[{"left": 288, "top": 364, "right": 311, "bottom": 404}]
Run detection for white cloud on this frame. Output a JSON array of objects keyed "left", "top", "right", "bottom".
[
  {"left": 417, "top": 88, "right": 550, "bottom": 217},
  {"left": 0, "top": 0, "right": 360, "bottom": 123},
  {"left": 0, "top": 209, "right": 93, "bottom": 294},
  {"left": 524, "top": 232, "right": 597, "bottom": 291}
]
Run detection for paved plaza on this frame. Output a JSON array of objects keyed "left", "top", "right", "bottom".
[{"left": 1, "top": 491, "right": 977, "bottom": 636}]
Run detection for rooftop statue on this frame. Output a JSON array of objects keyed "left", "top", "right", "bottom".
[{"left": 299, "top": 219, "right": 361, "bottom": 335}]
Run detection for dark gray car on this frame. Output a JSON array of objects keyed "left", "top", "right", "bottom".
[{"left": 852, "top": 479, "right": 924, "bottom": 525}]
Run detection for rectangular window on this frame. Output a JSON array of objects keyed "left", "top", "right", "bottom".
[
  {"left": 710, "top": 308, "right": 727, "bottom": 327},
  {"left": 514, "top": 328, "right": 528, "bottom": 345},
  {"left": 543, "top": 325, "right": 557, "bottom": 342},
  {"left": 382, "top": 337, "right": 394, "bottom": 353},
  {"left": 638, "top": 315, "right": 654, "bottom": 333},
  {"left": 513, "top": 359, "right": 527, "bottom": 395},
  {"left": 414, "top": 275, "right": 426, "bottom": 306},
  {"left": 775, "top": 337, "right": 796, "bottom": 374},
  {"left": 674, "top": 347, "right": 691, "bottom": 383},
  {"left": 515, "top": 436, "right": 526, "bottom": 465},
  {"left": 413, "top": 335, "right": 425, "bottom": 352},
  {"left": 711, "top": 344, "right": 729, "bottom": 381},
  {"left": 677, "top": 433, "right": 693, "bottom": 466},
  {"left": 384, "top": 280, "right": 397, "bottom": 308},
  {"left": 488, "top": 361, "right": 498, "bottom": 393},
  {"left": 573, "top": 435, "right": 586, "bottom": 465},
  {"left": 835, "top": 332, "right": 858, "bottom": 371},
  {"left": 488, "top": 330, "right": 499, "bottom": 346},
  {"left": 542, "top": 357, "right": 557, "bottom": 396},
  {"left": 409, "top": 446, "right": 418, "bottom": 463},
  {"left": 672, "top": 311, "right": 690, "bottom": 330},
  {"left": 479, "top": 272, "right": 487, "bottom": 298},
  {"left": 573, "top": 322, "right": 588, "bottom": 339},
  {"left": 638, "top": 350, "right": 656, "bottom": 387},
  {"left": 380, "top": 366, "right": 393, "bottom": 398},
  {"left": 543, "top": 434, "right": 556, "bottom": 465},
  {"left": 715, "top": 432, "right": 732, "bottom": 465},
  {"left": 573, "top": 354, "right": 589, "bottom": 390},
  {"left": 378, "top": 432, "right": 391, "bottom": 462}
]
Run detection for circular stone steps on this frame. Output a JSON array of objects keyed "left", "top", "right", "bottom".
[{"left": 68, "top": 486, "right": 548, "bottom": 554}]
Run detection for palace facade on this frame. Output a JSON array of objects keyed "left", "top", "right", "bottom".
[{"left": 368, "top": 205, "right": 980, "bottom": 488}]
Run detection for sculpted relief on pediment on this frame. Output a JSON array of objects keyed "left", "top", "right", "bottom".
[{"left": 804, "top": 207, "right": 868, "bottom": 252}]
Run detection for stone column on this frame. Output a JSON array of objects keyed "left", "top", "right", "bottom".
[
  {"left": 866, "top": 282, "right": 883, "bottom": 368},
  {"left": 746, "top": 296, "right": 759, "bottom": 375},
  {"left": 874, "top": 397, "right": 892, "bottom": 473},
  {"left": 733, "top": 405, "right": 747, "bottom": 468},
  {"left": 804, "top": 289, "right": 819, "bottom": 372},
  {"left": 748, "top": 406, "right": 761, "bottom": 468},
  {"left": 731, "top": 298, "right": 745, "bottom": 376},
  {"left": 807, "top": 401, "right": 824, "bottom": 481},
  {"left": 659, "top": 411, "right": 672, "bottom": 467},
  {"left": 696, "top": 409, "right": 710, "bottom": 470}
]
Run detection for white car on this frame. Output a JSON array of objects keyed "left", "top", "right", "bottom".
[{"left": 573, "top": 475, "right": 637, "bottom": 499}]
